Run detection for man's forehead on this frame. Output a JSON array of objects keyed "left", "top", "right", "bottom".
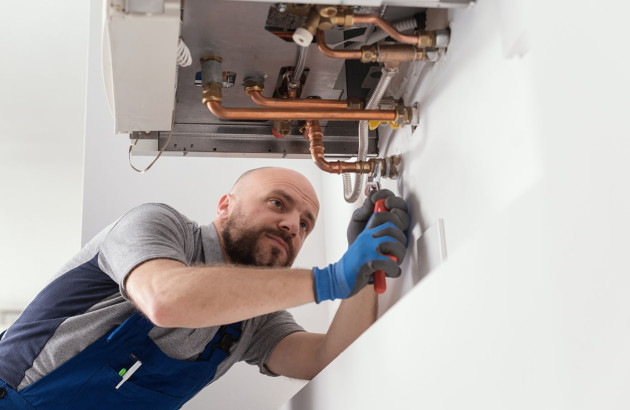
[
  {"left": 264, "top": 177, "right": 320, "bottom": 215},
  {"left": 268, "top": 188, "right": 318, "bottom": 224},
  {"left": 239, "top": 168, "right": 320, "bottom": 214}
]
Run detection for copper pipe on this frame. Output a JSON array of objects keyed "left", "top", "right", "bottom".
[
  {"left": 317, "top": 31, "right": 425, "bottom": 65},
  {"left": 206, "top": 101, "right": 396, "bottom": 121},
  {"left": 353, "top": 14, "right": 419, "bottom": 45},
  {"left": 316, "top": 31, "right": 362, "bottom": 60},
  {"left": 247, "top": 90, "right": 349, "bottom": 109},
  {"left": 369, "top": 45, "right": 424, "bottom": 64},
  {"left": 303, "top": 120, "right": 377, "bottom": 174}
]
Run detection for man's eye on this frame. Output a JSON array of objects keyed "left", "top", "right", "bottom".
[
  {"left": 300, "top": 221, "right": 308, "bottom": 230},
  {"left": 270, "top": 199, "right": 282, "bottom": 208}
]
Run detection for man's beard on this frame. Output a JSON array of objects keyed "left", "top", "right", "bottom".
[{"left": 221, "top": 215, "right": 295, "bottom": 267}]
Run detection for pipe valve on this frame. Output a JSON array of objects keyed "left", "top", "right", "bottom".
[{"left": 201, "top": 55, "right": 224, "bottom": 103}]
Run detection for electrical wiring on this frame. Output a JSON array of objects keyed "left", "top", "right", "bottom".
[{"left": 128, "top": 95, "right": 177, "bottom": 173}]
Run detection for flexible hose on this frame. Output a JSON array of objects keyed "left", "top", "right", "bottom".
[
  {"left": 289, "top": 45, "right": 309, "bottom": 89},
  {"left": 343, "top": 66, "right": 398, "bottom": 202},
  {"left": 177, "top": 38, "right": 192, "bottom": 67}
]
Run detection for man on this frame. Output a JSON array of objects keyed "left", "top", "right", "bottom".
[{"left": 0, "top": 167, "right": 408, "bottom": 409}]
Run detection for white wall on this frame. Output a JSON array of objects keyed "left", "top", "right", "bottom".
[
  {"left": 0, "top": 1, "right": 90, "bottom": 310},
  {"left": 284, "top": 0, "right": 630, "bottom": 408}
]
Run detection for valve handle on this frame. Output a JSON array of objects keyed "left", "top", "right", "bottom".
[{"left": 373, "top": 198, "right": 398, "bottom": 294}]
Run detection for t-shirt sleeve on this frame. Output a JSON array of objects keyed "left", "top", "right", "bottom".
[
  {"left": 243, "top": 310, "right": 305, "bottom": 377},
  {"left": 98, "top": 203, "right": 194, "bottom": 299}
]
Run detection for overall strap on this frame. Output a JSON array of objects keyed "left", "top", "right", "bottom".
[
  {"left": 106, "top": 311, "right": 153, "bottom": 343},
  {"left": 198, "top": 321, "right": 242, "bottom": 362}
]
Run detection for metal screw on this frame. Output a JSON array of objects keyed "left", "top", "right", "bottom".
[{"left": 276, "top": 3, "right": 287, "bottom": 13}]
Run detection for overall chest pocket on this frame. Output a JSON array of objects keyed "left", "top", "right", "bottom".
[{"left": 69, "top": 365, "right": 184, "bottom": 409}]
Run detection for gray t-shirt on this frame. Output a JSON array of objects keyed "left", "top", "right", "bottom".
[{"left": 0, "top": 203, "right": 304, "bottom": 391}]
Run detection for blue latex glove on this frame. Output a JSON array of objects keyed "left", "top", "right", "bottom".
[{"left": 313, "top": 218, "right": 407, "bottom": 303}]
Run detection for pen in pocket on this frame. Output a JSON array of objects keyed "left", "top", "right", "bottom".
[{"left": 116, "top": 359, "right": 142, "bottom": 389}]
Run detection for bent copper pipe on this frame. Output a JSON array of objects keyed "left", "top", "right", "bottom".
[
  {"left": 303, "top": 120, "right": 376, "bottom": 174},
  {"left": 206, "top": 101, "right": 396, "bottom": 121},
  {"left": 316, "top": 31, "right": 362, "bottom": 60},
  {"left": 316, "top": 30, "right": 423, "bottom": 64},
  {"left": 353, "top": 15, "right": 419, "bottom": 45},
  {"left": 247, "top": 90, "right": 349, "bottom": 109}
]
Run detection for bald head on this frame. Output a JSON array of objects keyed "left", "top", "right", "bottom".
[
  {"left": 214, "top": 167, "right": 320, "bottom": 267},
  {"left": 230, "top": 167, "right": 320, "bottom": 212}
]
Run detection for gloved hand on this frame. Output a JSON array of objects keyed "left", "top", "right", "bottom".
[
  {"left": 313, "top": 216, "right": 407, "bottom": 302},
  {"left": 347, "top": 189, "right": 409, "bottom": 245}
]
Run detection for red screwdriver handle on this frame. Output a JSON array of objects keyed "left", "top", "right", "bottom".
[{"left": 373, "top": 199, "right": 398, "bottom": 294}]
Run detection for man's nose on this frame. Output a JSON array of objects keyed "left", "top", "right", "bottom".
[{"left": 280, "top": 215, "right": 299, "bottom": 238}]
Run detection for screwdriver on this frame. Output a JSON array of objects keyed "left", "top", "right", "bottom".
[{"left": 373, "top": 198, "right": 398, "bottom": 294}]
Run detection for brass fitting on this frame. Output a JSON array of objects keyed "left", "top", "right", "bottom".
[
  {"left": 385, "top": 155, "right": 402, "bottom": 179},
  {"left": 360, "top": 45, "right": 379, "bottom": 63},
  {"left": 202, "top": 82, "right": 222, "bottom": 104},
  {"left": 273, "top": 119, "right": 292, "bottom": 137},
  {"left": 302, "top": 8, "right": 321, "bottom": 38},
  {"left": 346, "top": 97, "right": 364, "bottom": 110},
  {"left": 367, "top": 156, "right": 401, "bottom": 179},
  {"left": 379, "top": 45, "right": 419, "bottom": 63},
  {"left": 316, "top": 5, "right": 337, "bottom": 18},
  {"left": 244, "top": 79, "right": 264, "bottom": 94},
  {"left": 360, "top": 45, "right": 428, "bottom": 65},
  {"left": 339, "top": 10, "right": 355, "bottom": 27},
  {"left": 201, "top": 55, "right": 224, "bottom": 103},
  {"left": 318, "top": 16, "right": 335, "bottom": 31},
  {"left": 416, "top": 30, "right": 437, "bottom": 48},
  {"left": 377, "top": 97, "right": 401, "bottom": 111},
  {"left": 200, "top": 55, "right": 222, "bottom": 64},
  {"left": 394, "top": 105, "right": 413, "bottom": 126},
  {"left": 319, "top": 9, "right": 354, "bottom": 29}
]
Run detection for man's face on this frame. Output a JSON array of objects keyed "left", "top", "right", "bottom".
[{"left": 219, "top": 168, "right": 319, "bottom": 268}]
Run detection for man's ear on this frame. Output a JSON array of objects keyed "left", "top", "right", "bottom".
[{"left": 215, "top": 194, "right": 232, "bottom": 225}]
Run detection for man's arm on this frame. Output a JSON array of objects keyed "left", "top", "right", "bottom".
[
  {"left": 126, "top": 258, "right": 316, "bottom": 328},
  {"left": 127, "top": 213, "right": 404, "bottom": 329},
  {"left": 127, "top": 196, "right": 405, "bottom": 376},
  {"left": 265, "top": 286, "right": 376, "bottom": 380},
  {"left": 129, "top": 257, "right": 378, "bottom": 380},
  {"left": 265, "top": 190, "right": 409, "bottom": 380}
]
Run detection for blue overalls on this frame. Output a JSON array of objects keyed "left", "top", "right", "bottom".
[{"left": 0, "top": 312, "right": 241, "bottom": 409}]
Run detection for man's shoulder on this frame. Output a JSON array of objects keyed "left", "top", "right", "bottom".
[
  {"left": 131, "top": 202, "right": 182, "bottom": 216},
  {"left": 104, "top": 203, "right": 199, "bottom": 243},
  {"left": 124, "top": 203, "right": 196, "bottom": 225}
]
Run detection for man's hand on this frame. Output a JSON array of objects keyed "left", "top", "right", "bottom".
[
  {"left": 347, "top": 189, "right": 409, "bottom": 245},
  {"left": 313, "top": 215, "right": 407, "bottom": 302}
]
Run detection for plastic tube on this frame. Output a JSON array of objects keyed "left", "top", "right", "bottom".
[
  {"left": 343, "top": 66, "right": 398, "bottom": 203},
  {"left": 289, "top": 45, "right": 309, "bottom": 90}
]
